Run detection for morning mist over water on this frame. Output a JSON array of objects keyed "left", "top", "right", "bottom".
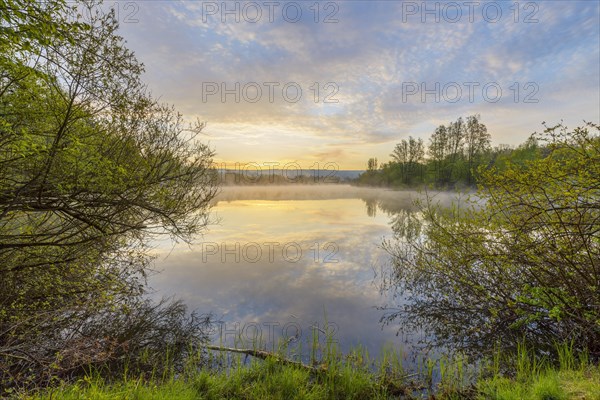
[
  {"left": 149, "top": 185, "right": 457, "bottom": 363},
  {"left": 4, "top": 0, "right": 598, "bottom": 395}
]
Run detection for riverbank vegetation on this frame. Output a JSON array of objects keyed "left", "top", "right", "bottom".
[
  {"left": 356, "top": 114, "right": 546, "bottom": 189},
  {"left": 19, "top": 341, "right": 600, "bottom": 399},
  {"left": 1, "top": 0, "right": 216, "bottom": 392},
  {"left": 381, "top": 122, "right": 600, "bottom": 362},
  {"left": 1, "top": 0, "right": 598, "bottom": 398}
]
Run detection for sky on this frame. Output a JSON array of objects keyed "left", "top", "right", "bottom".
[{"left": 114, "top": 1, "right": 600, "bottom": 169}]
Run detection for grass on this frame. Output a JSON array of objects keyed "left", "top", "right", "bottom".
[
  {"left": 474, "top": 342, "right": 600, "bottom": 400},
  {"left": 476, "top": 366, "right": 600, "bottom": 400},
  {"left": 17, "top": 339, "right": 416, "bottom": 400},
  {"left": 16, "top": 342, "right": 600, "bottom": 399},
  {"left": 24, "top": 356, "right": 395, "bottom": 400}
]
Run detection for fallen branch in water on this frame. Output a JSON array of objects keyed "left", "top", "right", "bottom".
[
  {"left": 204, "top": 345, "right": 328, "bottom": 374},
  {"left": 205, "top": 345, "right": 419, "bottom": 377}
]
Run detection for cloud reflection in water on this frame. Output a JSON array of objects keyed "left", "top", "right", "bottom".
[{"left": 149, "top": 186, "right": 452, "bottom": 361}]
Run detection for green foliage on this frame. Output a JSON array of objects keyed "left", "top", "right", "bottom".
[
  {"left": 1, "top": 0, "right": 217, "bottom": 391},
  {"left": 383, "top": 122, "right": 600, "bottom": 359},
  {"left": 22, "top": 341, "right": 600, "bottom": 399},
  {"left": 357, "top": 114, "right": 495, "bottom": 188},
  {"left": 25, "top": 341, "right": 410, "bottom": 400},
  {"left": 476, "top": 343, "right": 599, "bottom": 400}
]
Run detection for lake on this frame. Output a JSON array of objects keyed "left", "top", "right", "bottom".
[{"left": 149, "top": 185, "right": 454, "bottom": 366}]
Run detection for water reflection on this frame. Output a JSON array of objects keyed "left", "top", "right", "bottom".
[
  {"left": 361, "top": 195, "right": 424, "bottom": 242},
  {"left": 149, "top": 185, "right": 451, "bottom": 365},
  {"left": 363, "top": 197, "right": 378, "bottom": 218}
]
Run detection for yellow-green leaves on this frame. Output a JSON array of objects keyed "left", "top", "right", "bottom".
[{"left": 385, "top": 123, "right": 600, "bottom": 360}]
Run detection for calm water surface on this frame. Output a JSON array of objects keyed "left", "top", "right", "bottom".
[{"left": 150, "top": 185, "right": 440, "bottom": 364}]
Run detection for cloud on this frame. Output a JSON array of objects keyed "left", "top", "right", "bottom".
[{"left": 117, "top": 1, "right": 600, "bottom": 168}]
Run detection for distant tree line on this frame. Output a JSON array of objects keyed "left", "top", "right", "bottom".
[
  {"left": 356, "top": 114, "right": 546, "bottom": 188},
  {"left": 217, "top": 171, "right": 345, "bottom": 185}
]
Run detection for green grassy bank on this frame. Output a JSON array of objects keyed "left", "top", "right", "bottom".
[{"left": 16, "top": 343, "right": 600, "bottom": 400}]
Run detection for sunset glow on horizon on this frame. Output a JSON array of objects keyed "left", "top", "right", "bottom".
[{"left": 115, "top": 1, "right": 599, "bottom": 169}]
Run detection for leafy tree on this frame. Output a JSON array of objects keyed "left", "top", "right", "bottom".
[
  {"left": 463, "top": 114, "right": 491, "bottom": 185},
  {"left": 492, "top": 136, "right": 543, "bottom": 171},
  {"left": 429, "top": 125, "right": 449, "bottom": 186},
  {"left": 367, "top": 157, "right": 378, "bottom": 171},
  {"left": 1, "top": 0, "right": 217, "bottom": 389},
  {"left": 358, "top": 115, "right": 490, "bottom": 188},
  {"left": 390, "top": 136, "right": 424, "bottom": 185},
  {"left": 383, "top": 123, "right": 600, "bottom": 359},
  {"left": 445, "top": 117, "right": 465, "bottom": 183}
]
